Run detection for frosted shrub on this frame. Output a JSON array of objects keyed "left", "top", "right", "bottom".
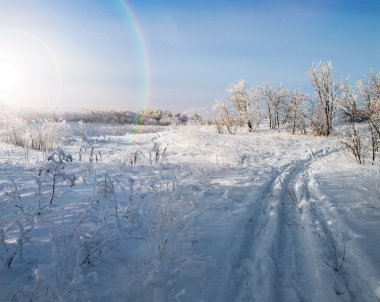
[
  {"left": 4, "top": 178, "right": 29, "bottom": 215},
  {"left": 78, "top": 120, "right": 88, "bottom": 141},
  {"left": 29, "top": 119, "right": 67, "bottom": 152},
  {"left": 2, "top": 114, "right": 67, "bottom": 152},
  {"left": 40, "top": 148, "right": 75, "bottom": 205},
  {"left": 177, "top": 113, "right": 189, "bottom": 124},
  {"left": 129, "top": 149, "right": 144, "bottom": 170},
  {"left": 3, "top": 113, "right": 28, "bottom": 148},
  {"left": 213, "top": 100, "right": 238, "bottom": 134},
  {"left": 149, "top": 142, "right": 168, "bottom": 165},
  {"left": 73, "top": 208, "right": 113, "bottom": 267},
  {"left": 0, "top": 220, "right": 34, "bottom": 268},
  {"left": 122, "top": 176, "right": 140, "bottom": 224},
  {"left": 340, "top": 76, "right": 379, "bottom": 164},
  {"left": 341, "top": 125, "right": 369, "bottom": 164},
  {"left": 95, "top": 173, "right": 115, "bottom": 200},
  {"left": 144, "top": 196, "right": 179, "bottom": 260},
  {"left": 141, "top": 177, "right": 193, "bottom": 262},
  {"left": 27, "top": 230, "right": 91, "bottom": 302},
  {"left": 12, "top": 210, "right": 111, "bottom": 301},
  {"left": 94, "top": 173, "right": 120, "bottom": 219}
]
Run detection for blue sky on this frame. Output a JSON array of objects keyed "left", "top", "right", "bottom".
[{"left": 0, "top": 0, "right": 379, "bottom": 112}]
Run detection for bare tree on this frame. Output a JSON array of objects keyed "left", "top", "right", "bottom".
[{"left": 309, "top": 61, "right": 344, "bottom": 136}]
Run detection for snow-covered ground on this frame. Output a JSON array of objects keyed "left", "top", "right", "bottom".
[{"left": 0, "top": 123, "right": 379, "bottom": 301}]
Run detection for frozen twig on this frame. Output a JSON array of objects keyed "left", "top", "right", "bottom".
[{"left": 323, "top": 236, "right": 346, "bottom": 272}]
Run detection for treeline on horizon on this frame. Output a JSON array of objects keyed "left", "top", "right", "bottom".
[{"left": 1, "top": 108, "right": 203, "bottom": 126}]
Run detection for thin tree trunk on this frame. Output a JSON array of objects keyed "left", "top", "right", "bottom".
[{"left": 50, "top": 175, "right": 56, "bottom": 205}]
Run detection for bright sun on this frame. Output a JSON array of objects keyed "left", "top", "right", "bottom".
[
  {"left": 0, "top": 31, "right": 62, "bottom": 109},
  {"left": 0, "top": 62, "right": 20, "bottom": 91}
]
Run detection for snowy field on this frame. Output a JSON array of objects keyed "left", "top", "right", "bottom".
[{"left": 0, "top": 123, "right": 379, "bottom": 301}]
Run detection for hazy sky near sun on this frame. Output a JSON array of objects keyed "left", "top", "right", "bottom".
[{"left": 0, "top": 0, "right": 379, "bottom": 112}]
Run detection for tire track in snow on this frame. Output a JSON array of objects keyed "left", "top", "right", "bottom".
[
  {"left": 303, "top": 163, "right": 380, "bottom": 302},
  {"left": 223, "top": 148, "right": 337, "bottom": 302}
]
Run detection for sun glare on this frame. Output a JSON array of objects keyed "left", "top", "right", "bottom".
[
  {"left": 0, "top": 62, "right": 20, "bottom": 91},
  {"left": 0, "top": 31, "right": 62, "bottom": 109}
]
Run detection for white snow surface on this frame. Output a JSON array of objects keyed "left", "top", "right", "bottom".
[{"left": 0, "top": 124, "right": 379, "bottom": 301}]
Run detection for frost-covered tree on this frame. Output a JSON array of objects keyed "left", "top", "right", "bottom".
[
  {"left": 255, "top": 83, "right": 276, "bottom": 129},
  {"left": 228, "top": 80, "right": 259, "bottom": 132},
  {"left": 213, "top": 100, "right": 238, "bottom": 134},
  {"left": 358, "top": 69, "right": 380, "bottom": 163},
  {"left": 287, "top": 89, "right": 309, "bottom": 134},
  {"left": 338, "top": 70, "right": 379, "bottom": 164},
  {"left": 339, "top": 85, "right": 368, "bottom": 164},
  {"left": 271, "top": 86, "right": 290, "bottom": 129},
  {"left": 339, "top": 84, "right": 362, "bottom": 123},
  {"left": 255, "top": 83, "right": 290, "bottom": 130},
  {"left": 309, "top": 61, "right": 345, "bottom": 136},
  {"left": 359, "top": 69, "right": 380, "bottom": 134}
]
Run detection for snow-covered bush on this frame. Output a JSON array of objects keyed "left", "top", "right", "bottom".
[
  {"left": 0, "top": 220, "right": 34, "bottom": 268},
  {"left": 142, "top": 185, "right": 191, "bottom": 261},
  {"left": 40, "top": 148, "right": 75, "bottom": 205},
  {"left": 129, "top": 149, "right": 144, "bottom": 170},
  {"left": 94, "top": 173, "right": 120, "bottom": 219},
  {"left": 4, "top": 178, "right": 28, "bottom": 216},
  {"left": 213, "top": 100, "right": 238, "bottom": 134},
  {"left": 177, "top": 113, "right": 189, "bottom": 124},
  {"left": 78, "top": 120, "right": 88, "bottom": 141},
  {"left": 27, "top": 229, "right": 91, "bottom": 302},
  {"left": 340, "top": 72, "right": 379, "bottom": 164},
  {"left": 149, "top": 142, "right": 168, "bottom": 165},
  {"left": 3, "top": 113, "right": 28, "bottom": 148},
  {"left": 341, "top": 125, "right": 369, "bottom": 164},
  {"left": 2, "top": 114, "right": 67, "bottom": 152},
  {"left": 28, "top": 119, "right": 67, "bottom": 152},
  {"left": 188, "top": 113, "right": 203, "bottom": 125}
]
